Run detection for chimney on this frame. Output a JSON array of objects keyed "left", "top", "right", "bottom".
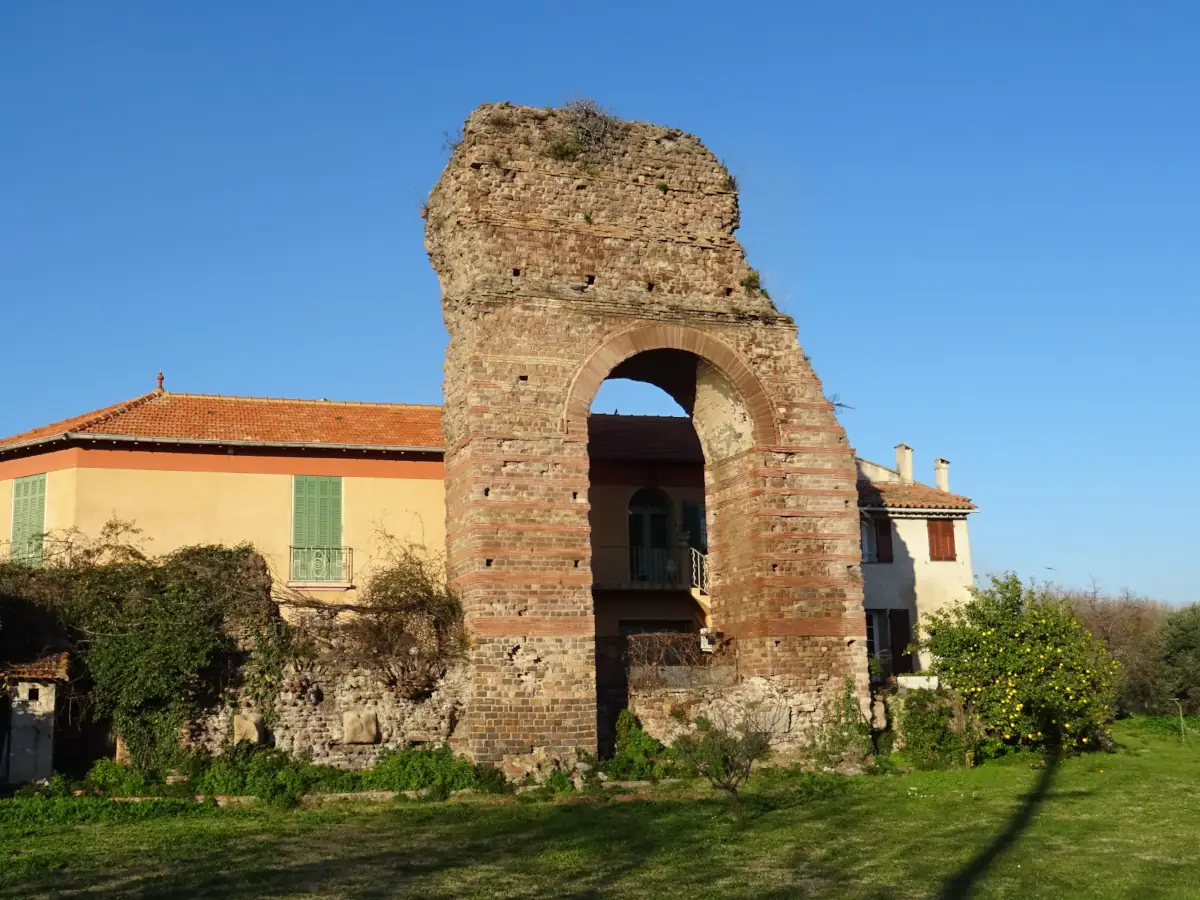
[
  {"left": 895, "top": 443, "right": 914, "bottom": 484},
  {"left": 934, "top": 458, "right": 951, "bottom": 492}
]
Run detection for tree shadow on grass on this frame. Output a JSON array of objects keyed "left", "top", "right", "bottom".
[
  {"left": 933, "top": 753, "right": 1061, "bottom": 900},
  {"left": 18, "top": 796, "right": 740, "bottom": 900}
]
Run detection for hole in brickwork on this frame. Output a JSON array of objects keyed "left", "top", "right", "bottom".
[
  {"left": 28, "top": 687, "right": 39, "bottom": 702},
  {"left": 585, "top": 274, "right": 595, "bottom": 286},
  {"left": 724, "top": 287, "right": 734, "bottom": 297},
  {"left": 483, "top": 487, "right": 490, "bottom": 498},
  {"left": 512, "top": 268, "right": 521, "bottom": 277},
  {"left": 573, "top": 559, "right": 580, "bottom": 568},
  {"left": 646, "top": 282, "right": 655, "bottom": 292},
  {"left": 571, "top": 491, "right": 578, "bottom": 500},
  {"left": 771, "top": 563, "right": 778, "bottom": 573},
  {"left": 486, "top": 559, "right": 493, "bottom": 567},
  {"left": 518, "top": 374, "right": 528, "bottom": 382}
]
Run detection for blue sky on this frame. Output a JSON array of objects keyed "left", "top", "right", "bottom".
[{"left": 2, "top": 3, "right": 1197, "bottom": 601}]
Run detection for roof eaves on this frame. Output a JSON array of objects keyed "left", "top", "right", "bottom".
[{"left": 7, "top": 432, "right": 445, "bottom": 455}]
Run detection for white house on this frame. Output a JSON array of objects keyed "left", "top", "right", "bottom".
[{"left": 857, "top": 444, "right": 977, "bottom": 675}]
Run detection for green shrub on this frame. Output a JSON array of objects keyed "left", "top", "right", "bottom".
[
  {"left": 605, "top": 710, "right": 666, "bottom": 780},
  {"left": 1159, "top": 605, "right": 1200, "bottom": 714},
  {"left": 361, "top": 744, "right": 476, "bottom": 794},
  {"left": 0, "top": 795, "right": 216, "bottom": 829},
  {"left": 549, "top": 138, "right": 581, "bottom": 160},
  {"left": 804, "top": 679, "right": 874, "bottom": 769},
  {"left": 899, "top": 689, "right": 974, "bottom": 769},
  {"left": 85, "top": 758, "right": 155, "bottom": 796},
  {"left": 923, "top": 573, "right": 1121, "bottom": 753},
  {"left": 543, "top": 769, "right": 575, "bottom": 794},
  {"left": 473, "top": 763, "right": 514, "bottom": 795}
]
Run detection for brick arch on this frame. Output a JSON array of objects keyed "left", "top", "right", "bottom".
[{"left": 563, "top": 324, "right": 780, "bottom": 446}]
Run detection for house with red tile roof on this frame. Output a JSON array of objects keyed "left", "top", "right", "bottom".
[{"left": 0, "top": 378, "right": 976, "bottom": 767}]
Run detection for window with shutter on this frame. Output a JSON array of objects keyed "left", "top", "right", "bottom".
[
  {"left": 889, "top": 609, "right": 915, "bottom": 674},
  {"left": 874, "top": 517, "right": 894, "bottom": 564},
  {"left": 291, "top": 476, "right": 345, "bottom": 582},
  {"left": 10, "top": 474, "right": 47, "bottom": 566},
  {"left": 927, "top": 519, "right": 956, "bottom": 562}
]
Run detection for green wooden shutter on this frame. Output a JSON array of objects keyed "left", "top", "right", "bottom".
[
  {"left": 293, "top": 477, "right": 309, "bottom": 549},
  {"left": 11, "top": 473, "right": 47, "bottom": 565},
  {"left": 292, "top": 476, "right": 342, "bottom": 580}
]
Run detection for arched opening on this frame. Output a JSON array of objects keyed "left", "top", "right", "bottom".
[{"left": 584, "top": 340, "right": 759, "bottom": 752}]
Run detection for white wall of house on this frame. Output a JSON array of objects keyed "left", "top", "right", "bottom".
[{"left": 3, "top": 681, "right": 57, "bottom": 784}]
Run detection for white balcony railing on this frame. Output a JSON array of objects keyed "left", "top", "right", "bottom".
[
  {"left": 592, "top": 545, "right": 708, "bottom": 594},
  {"left": 0, "top": 538, "right": 43, "bottom": 567},
  {"left": 690, "top": 547, "right": 708, "bottom": 595},
  {"left": 290, "top": 546, "right": 352, "bottom": 584}
]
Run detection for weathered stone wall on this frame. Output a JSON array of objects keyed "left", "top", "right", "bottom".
[
  {"left": 426, "top": 102, "right": 870, "bottom": 764},
  {"left": 191, "top": 664, "right": 466, "bottom": 768},
  {"left": 628, "top": 675, "right": 818, "bottom": 750}
]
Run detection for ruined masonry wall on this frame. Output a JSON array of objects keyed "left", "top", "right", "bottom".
[
  {"left": 191, "top": 665, "right": 466, "bottom": 768},
  {"left": 426, "top": 103, "right": 870, "bottom": 764}
]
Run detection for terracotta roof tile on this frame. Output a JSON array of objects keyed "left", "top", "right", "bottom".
[
  {"left": 857, "top": 480, "right": 976, "bottom": 511},
  {"left": 587, "top": 414, "right": 701, "bottom": 462},
  {"left": 0, "top": 391, "right": 443, "bottom": 451},
  {"left": 2, "top": 652, "right": 69, "bottom": 682},
  {"left": 0, "top": 391, "right": 977, "bottom": 512}
]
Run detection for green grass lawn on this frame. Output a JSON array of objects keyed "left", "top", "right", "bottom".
[{"left": 2, "top": 719, "right": 1198, "bottom": 899}]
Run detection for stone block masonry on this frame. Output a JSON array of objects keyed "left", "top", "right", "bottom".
[{"left": 426, "top": 102, "right": 870, "bottom": 763}]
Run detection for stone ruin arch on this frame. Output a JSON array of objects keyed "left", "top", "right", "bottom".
[{"left": 425, "top": 102, "right": 869, "bottom": 763}]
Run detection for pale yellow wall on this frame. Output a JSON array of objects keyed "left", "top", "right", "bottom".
[
  {"left": 6, "top": 465, "right": 449, "bottom": 602},
  {"left": 341, "top": 475, "right": 446, "bottom": 579},
  {"left": 45, "top": 468, "right": 78, "bottom": 534}
]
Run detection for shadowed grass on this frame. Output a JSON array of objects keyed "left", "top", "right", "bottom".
[{"left": 2, "top": 719, "right": 1197, "bottom": 898}]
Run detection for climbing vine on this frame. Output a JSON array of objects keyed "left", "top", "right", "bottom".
[{"left": 0, "top": 521, "right": 287, "bottom": 773}]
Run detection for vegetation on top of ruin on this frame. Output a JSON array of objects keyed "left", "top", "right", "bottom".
[
  {"left": 542, "top": 98, "right": 626, "bottom": 164},
  {"left": 739, "top": 269, "right": 770, "bottom": 300}
]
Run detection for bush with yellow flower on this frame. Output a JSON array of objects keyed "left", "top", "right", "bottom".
[{"left": 921, "top": 573, "right": 1121, "bottom": 755}]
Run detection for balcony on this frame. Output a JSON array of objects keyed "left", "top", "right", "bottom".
[
  {"left": 0, "top": 539, "right": 43, "bottom": 567},
  {"left": 593, "top": 545, "right": 708, "bottom": 595},
  {"left": 289, "top": 546, "right": 353, "bottom": 586}
]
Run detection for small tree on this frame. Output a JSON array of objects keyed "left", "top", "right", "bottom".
[
  {"left": 1159, "top": 605, "right": 1200, "bottom": 714},
  {"left": 336, "top": 540, "right": 466, "bottom": 700},
  {"left": 1063, "top": 586, "right": 1171, "bottom": 714},
  {"left": 923, "top": 573, "right": 1121, "bottom": 754},
  {"left": 672, "top": 703, "right": 779, "bottom": 824}
]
